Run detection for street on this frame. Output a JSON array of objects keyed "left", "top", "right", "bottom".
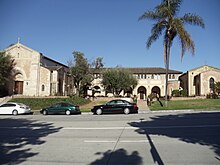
[{"left": 0, "top": 111, "right": 220, "bottom": 165}]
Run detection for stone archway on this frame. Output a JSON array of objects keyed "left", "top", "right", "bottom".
[
  {"left": 92, "top": 85, "right": 101, "bottom": 96},
  {"left": 137, "top": 86, "right": 147, "bottom": 100},
  {"left": 151, "top": 86, "right": 161, "bottom": 97},
  {"left": 14, "top": 73, "right": 24, "bottom": 94},
  {"left": 209, "top": 77, "right": 215, "bottom": 93}
]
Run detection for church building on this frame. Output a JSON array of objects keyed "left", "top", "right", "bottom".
[{"left": 4, "top": 41, "right": 74, "bottom": 96}]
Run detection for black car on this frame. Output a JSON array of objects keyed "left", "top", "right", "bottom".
[
  {"left": 40, "top": 102, "right": 81, "bottom": 115},
  {"left": 91, "top": 99, "right": 138, "bottom": 115}
]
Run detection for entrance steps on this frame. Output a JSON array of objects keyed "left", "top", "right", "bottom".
[
  {"left": 0, "top": 96, "right": 12, "bottom": 104},
  {"left": 137, "top": 99, "right": 149, "bottom": 111}
]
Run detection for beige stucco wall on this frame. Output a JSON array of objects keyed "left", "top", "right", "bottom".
[
  {"left": 90, "top": 73, "right": 181, "bottom": 99},
  {"left": 39, "top": 66, "right": 51, "bottom": 96},
  {"left": 50, "top": 70, "right": 58, "bottom": 95},
  {"left": 201, "top": 70, "right": 220, "bottom": 95},
  {"left": 188, "top": 66, "right": 220, "bottom": 96}
]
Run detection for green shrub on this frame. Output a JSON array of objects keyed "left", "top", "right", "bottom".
[
  {"left": 172, "top": 90, "right": 180, "bottom": 97},
  {"left": 172, "top": 89, "right": 188, "bottom": 97},
  {"left": 180, "top": 89, "right": 188, "bottom": 97},
  {"left": 206, "top": 93, "right": 218, "bottom": 99}
]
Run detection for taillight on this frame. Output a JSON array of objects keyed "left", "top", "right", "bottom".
[{"left": 133, "top": 104, "right": 137, "bottom": 108}]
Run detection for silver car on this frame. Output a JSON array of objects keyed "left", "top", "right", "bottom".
[{"left": 0, "top": 102, "right": 31, "bottom": 115}]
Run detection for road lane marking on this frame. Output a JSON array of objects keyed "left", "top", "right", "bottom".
[
  {"left": 84, "top": 140, "right": 150, "bottom": 143},
  {"left": 63, "top": 127, "right": 129, "bottom": 130},
  {"left": 84, "top": 140, "right": 117, "bottom": 143},
  {"left": 120, "top": 140, "right": 150, "bottom": 143}
]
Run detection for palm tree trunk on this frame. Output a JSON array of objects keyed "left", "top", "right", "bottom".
[{"left": 165, "top": 41, "right": 171, "bottom": 107}]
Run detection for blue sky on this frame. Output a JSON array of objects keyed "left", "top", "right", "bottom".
[{"left": 0, "top": 0, "right": 219, "bottom": 72}]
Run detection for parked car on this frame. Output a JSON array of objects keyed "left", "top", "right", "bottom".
[
  {"left": 0, "top": 102, "right": 31, "bottom": 115},
  {"left": 91, "top": 99, "right": 138, "bottom": 115},
  {"left": 40, "top": 102, "right": 81, "bottom": 115}
]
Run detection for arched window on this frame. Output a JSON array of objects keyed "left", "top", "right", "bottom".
[
  {"left": 209, "top": 78, "right": 215, "bottom": 91},
  {"left": 42, "top": 84, "right": 45, "bottom": 91}
]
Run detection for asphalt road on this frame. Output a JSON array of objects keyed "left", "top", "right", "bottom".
[{"left": 0, "top": 111, "right": 220, "bottom": 165}]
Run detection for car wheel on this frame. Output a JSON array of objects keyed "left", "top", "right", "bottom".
[
  {"left": 42, "top": 110, "right": 47, "bottom": 115},
  {"left": 65, "top": 110, "right": 71, "bottom": 115},
  {"left": 96, "top": 109, "right": 102, "bottom": 115},
  {"left": 12, "top": 110, "right": 18, "bottom": 116},
  {"left": 124, "top": 108, "right": 130, "bottom": 115}
]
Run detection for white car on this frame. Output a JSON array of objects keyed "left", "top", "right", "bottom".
[{"left": 0, "top": 102, "right": 31, "bottom": 115}]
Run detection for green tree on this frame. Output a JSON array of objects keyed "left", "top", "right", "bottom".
[
  {"left": 214, "top": 82, "right": 220, "bottom": 95},
  {"left": 139, "top": 0, "right": 205, "bottom": 106},
  {"left": 102, "top": 69, "right": 137, "bottom": 96},
  {"left": 70, "top": 51, "right": 92, "bottom": 97},
  {"left": 92, "top": 57, "right": 104, "bottom": 69},
  {"left": 0, "top": 52, "right": 15, "bottom": 96}
]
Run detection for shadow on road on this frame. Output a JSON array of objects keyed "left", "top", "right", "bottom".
[
  {"left": 89, "top": 148, "right": 143, "bottom": 165},
  {"left": 0, "top": 118, "right": 62, "bottom": 164},
  {"left": 128, "top": 112, "right": 220, "bottom": 161}
]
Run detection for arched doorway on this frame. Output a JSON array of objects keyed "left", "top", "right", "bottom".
[
  {"left": 151, "top": 86, "right": 161, "bottom": 97},
  {"left": 92, "top": 86, "right": 101, "bottom": 96},
  {"left": 14, "top": 73, "right": 24, "bottom": 94},
  {"left": 138, "top": 86, "right": 146, "bottom": 100},
  {"left": 209, "top": 77, "right": 215, "bottom": 93},
  {"left": 194, "top": 74, "right": 201, "bottom": 96}
]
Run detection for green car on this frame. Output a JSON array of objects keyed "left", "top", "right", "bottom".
[{"left": 40, "top": 102, "right": 81, "bottom": 115}]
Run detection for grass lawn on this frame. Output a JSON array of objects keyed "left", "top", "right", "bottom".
[
  {"left": 149, "top": 99, "right": 220, "bottom": 111},
  {"left": 10, "top": 96, "right": 90, "bottom": 111}
]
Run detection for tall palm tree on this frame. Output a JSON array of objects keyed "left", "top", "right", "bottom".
[{"left": 139, "top": 0, "right": 205, "bottom": 106}]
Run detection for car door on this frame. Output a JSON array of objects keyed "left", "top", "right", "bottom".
[
  {"left": 60, "top": 103, "right": 69, "bottom": 113},
  {"left": 0, "top": 104, "right": 8, "bottom": 114},
  {"left": 49, "top": 103, "right": 62, "bottom": 114},
  {"left": 103, "top": 100, "right": 117, "bottom": 113},
  {"left": 0, "top": 103, "right": 15, "bottom": 114},
  {"left": 114, "top": 100, "right": 126, "bottom": 113}
]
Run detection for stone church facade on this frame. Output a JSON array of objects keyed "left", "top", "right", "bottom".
[
  {"left": 179, "top": 65, "right": 220, "bottom": 96},
  {"left": 4, "top": 42, "right": 74, "bottom": 96}
]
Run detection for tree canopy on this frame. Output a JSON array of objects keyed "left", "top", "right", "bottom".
[
  {"left": 102, "top": 68, "right": 138, "bottom": 96},
  {"left": 0, "top": 52, "right": 15, "bottom": 96},
  {"left": 92, "top": 57, "right": 104, "bottom": 69},
  {"left": 70, "top": 51, "right": 91, "bottom": 96}
]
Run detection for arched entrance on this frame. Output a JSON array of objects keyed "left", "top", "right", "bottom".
[
  {"left": 209, "top": 77, "right": 215, "bottom": 93},
  {"left": 151, "top": 86, "right": 161, "bottom": 97},
  {"left": 14, "top": 73, "right": 24, "bottom": 94},
  {"left": 92, "top": 86, "right": 101, "bottom": 96},
  {"left": 138, "top": 86, "right": 147, "bottom": 100},
  {"left": 194, "top": 75, "right": 201, "bottom": 96}
]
